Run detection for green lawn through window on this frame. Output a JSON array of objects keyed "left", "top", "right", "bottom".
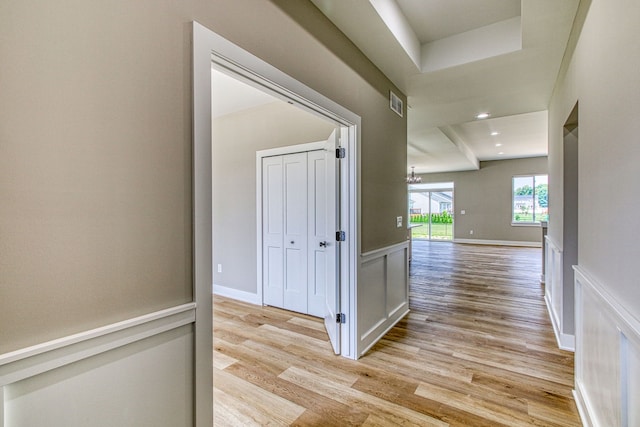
[{"left": 410, "top": 223, "right": 453, "bottom": 240}]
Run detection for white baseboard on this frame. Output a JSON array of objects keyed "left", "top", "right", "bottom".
[
  {"left": 359, "top": 308, "right": 409, "bottom": 358},
  {"left": 573, "top": 384, "right": 594, "bottom": 427},
  {"left": 213, "top": 284, "right": 261, "bottom": 305},
  {"left": 544, "top": 293, "right": 575, "bottom": 351},
  {"left": 453, "top": 238, "right": 541, "bottom": 248}
]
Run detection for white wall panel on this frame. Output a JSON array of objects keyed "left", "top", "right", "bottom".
[
  {"left": 358, "top": 242, "right": 409, "bottom": 357},
  {"left": 5, "top": 327, "right": 192, "bottom": 427},
  {"left": 1, "top": 304, "right": 195, "bottom": 427},
  {"left": 578, "top": 284, "right": 620, "bottom": 426},
  {"left": 386, "top": 248, "right": 408, "bottom": 315},
  {"left": 626, "top": 335, "right": 640, "bottom": 427},
  {"left": 574, "top": 267, "right": 640, "bottom": 427},
  {"left": 359, "top": 256, "right": 387, "bottom": 337},
  {"left": 544, "top": 237, "right": 574, "bottom": 351}
]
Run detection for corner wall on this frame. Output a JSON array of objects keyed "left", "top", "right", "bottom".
[{"left": 548, "top": 0, "right": 640, "bottom": 424}]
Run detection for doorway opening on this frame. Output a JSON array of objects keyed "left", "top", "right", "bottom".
[
  {"left": 193, "top": 22, "right": 360, "bottom": 360},
  {"left": 408, "top": 182, "right": 455, "bottom": 241}
]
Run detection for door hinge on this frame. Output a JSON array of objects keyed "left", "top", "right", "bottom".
[
  {"left": 336, "top": 147, "right": 346, "bottom": 159},
  {"left": 336, "top": 231, "right": 346, "bottom": 242},
  {"left": 336, "top": 313, "right": 346, "bottom": 324}
]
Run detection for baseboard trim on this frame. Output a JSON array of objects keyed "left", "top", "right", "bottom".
[
  {"left": 359, "top": 308, "right": 410, "bottom": 358},
  {"left": 573, "top": 384, "right": 594, "bottom": 427},
  {"left": 0, "top": 302, "right": 196, "bottom": 386},
  {"left": 544, "top": 293, "right": 575, "bottom": 351},
  {"left": 453, "top": 238, "right": 541, "bottom": 247},
  {"left": 213, "top": 284, "right": 261, "bottom": 305}
]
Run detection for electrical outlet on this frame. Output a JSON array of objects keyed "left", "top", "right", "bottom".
[
  {"left": 461, "top": 210, "right": 466, "bottom": 215},
  {"left": 396, "top": 216, "right": 403, "bottom": 228},
  {"left": 217, "top": 264, "right": 222, "bottom": 273},
  {"left": 469, "top": 230, "right": 474, "bottom": 235}
]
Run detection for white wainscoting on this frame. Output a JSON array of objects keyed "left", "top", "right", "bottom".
[
  {"left": 544, "top": 236, "right": 575, "bottom": 351},
  {"left": 358, "top": 241, "right": 409, "bottom": 357},
  {"left": 574, "top": 267, "right": 640, "bottom": 427},
  {"left": 0, "top": 304, "right": 196, "bottom": 427}
]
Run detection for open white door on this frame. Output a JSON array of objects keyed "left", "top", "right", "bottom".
[{"left": 323, "top": 129, "right": 341, "bottom": 354}]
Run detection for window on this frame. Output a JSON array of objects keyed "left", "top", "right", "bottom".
[{"left": 512, "top": 175, "right": 548, "bottom": 224}]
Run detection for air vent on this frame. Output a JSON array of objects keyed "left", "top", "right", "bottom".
[{"left": 389, "top": 91, "right": 403, "bottom": 117}]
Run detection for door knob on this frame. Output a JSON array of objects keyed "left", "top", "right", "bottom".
[{"left": 319, "top": 241, "right": 328, "bottom": 247}]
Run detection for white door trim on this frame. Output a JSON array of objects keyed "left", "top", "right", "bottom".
[{"left": 191, "top": 22, "right": 214, "bottom": 427}]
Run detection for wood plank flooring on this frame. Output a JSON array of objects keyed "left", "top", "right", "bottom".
[{"left": 213, "top": 240, "right": 581, "bottom": 426}]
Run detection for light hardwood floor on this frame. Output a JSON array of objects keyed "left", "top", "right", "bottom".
[{"left": 213, "top": 241, "right": 581, "bottom": 426}]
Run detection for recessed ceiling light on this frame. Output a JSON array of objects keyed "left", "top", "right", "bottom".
[
  {"left": 498, "top": 151, "right": 504, "bottom": 155},
  {"left": 495, "top": 143, "right": 502, "bottom": 147},
  {"left": 476, "top": 112, "right": 490, "bottom": 119},
  {"left": 491, "top": 131, "right": 500, "bottom": 136}
]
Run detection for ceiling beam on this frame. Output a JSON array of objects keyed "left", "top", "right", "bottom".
[
  {"left": 439, "top": 125, "right": 480, "bottom": 170},
  {"left": 368, "top": 0, "right": 421, "bottom": 69}
]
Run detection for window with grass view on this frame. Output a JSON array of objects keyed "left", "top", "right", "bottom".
[{"left": 512, "top": 175, "right": 548, "bottom": 224}]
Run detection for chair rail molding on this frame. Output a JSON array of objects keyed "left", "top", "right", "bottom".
[{"left": 0, "top": 303, "right": 196, "bottom": 427}]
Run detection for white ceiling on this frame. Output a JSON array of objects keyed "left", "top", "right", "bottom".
[
  {"left": 311, "top": 0, "right": 580, "bottom": 173},
  {"left": 397, "top": 0, "right": 521, "bottom": 43},
  {"left": 211, "top": 69, "right": 278, "bottom": 119}
]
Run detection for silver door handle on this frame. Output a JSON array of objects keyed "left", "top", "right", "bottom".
[{"left": 319, "top": 241, "right": 328, "bottom": 247}]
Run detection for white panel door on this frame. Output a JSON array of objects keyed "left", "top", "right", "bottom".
[
  {"left": 262, "top": 156, "right": 285, "bottom": 308},
  {"left": 282, "top": 152, "right": 308, "bottom": 313},
  {"left": 321, "top": 130, "right": 340, "bottom": 355},
  {"left": 261, "top": 134, "right": 339, "bottom": 353}
]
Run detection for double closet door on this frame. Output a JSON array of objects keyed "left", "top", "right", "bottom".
[{"left": 262, "top": 146, "right": 336, "bottom": 318}]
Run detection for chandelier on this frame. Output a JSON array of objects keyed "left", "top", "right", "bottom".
[{"left": 406, "top": 166, "right": 422, "bottom": 184}]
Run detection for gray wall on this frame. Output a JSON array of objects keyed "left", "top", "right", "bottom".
[
  {"left": 418, "top": 157, "right": 548, "bottom": 243},
  {"left": 213, "top": 101, "right": 335, "bottom": 294},
  {"left": 0, "top": 0, "right": 195, "bottom": 354},
  {"left": 0, "top": 0, "right": 407, "bottom": 354},
  {"left": 268, "top": 1, "right": 409, "bottom": 253},
  {"left": 548, "top": 0, "right": 640, "bottom": 317}
]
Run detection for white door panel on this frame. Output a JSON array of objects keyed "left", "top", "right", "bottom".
[
  {"left": 262, "top": 157, "right": 284, "bottom": 307},
  {"left": 322, "top": 130, "right": 340, "bottom": 355},
  {"left": 261, "top": 133, "right": 340, "bottom": 357},
  {"left": 283, "top": 153, "right": 308, "bottom": 313},
  {"left": 307, "top": 151, "right": 327, "bottom": 317}
]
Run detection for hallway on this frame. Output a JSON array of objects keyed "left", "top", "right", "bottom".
[{"left": 213, "top": 241, "right": 580, "bottom": 426}]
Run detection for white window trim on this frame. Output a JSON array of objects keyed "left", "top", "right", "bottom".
[{"left": 511, "top": 174, "right": 548, "bottom": 226}]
